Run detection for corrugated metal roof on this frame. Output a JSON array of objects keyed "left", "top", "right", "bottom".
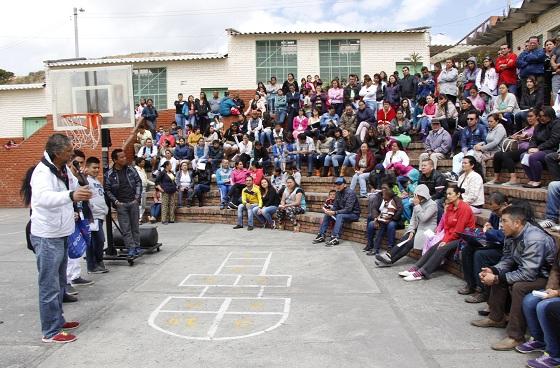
[
  {"left": 226, "top": 28, "right": 427, "bottom": 36},
  {"left": 46, "top": 53, "right": 227, "bottom": 67},
  {"left": 0, "top": 83, "right": 45, "bottom": 91}
]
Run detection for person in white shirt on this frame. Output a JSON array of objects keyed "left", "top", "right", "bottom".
[
  {"left": 134, "top": 125, "right": 153, "bottom": 154},
  {"left": 233, "top": 134, "right": 253, "bottom": 167},
  {"left": 29, "top": 134, "right": 92, "bottom": 344},
  {"left": 158, "top": 149, "right": 178, "bottom": 173},
  {"left": 457, "top": 155, "right": 485, "bottom": 214},
  {"left": 294, "top": 133, "right": 316, "bottom": 177},
  {"left": 359, "top": 75, "right": 378, "bottom": 114},
  {"left": 371, "top": 140, "right": 410, "bottom": 189},
  {"left": 136, "top": 138, "right": 158, "bottom": 172},
  {"left": 475, "top": 56, "right": 499, "bottom": 96},
  {"left": 134, "top": 157, "right": 155, "bottom": 222},
  {"left": 85, "top": 156, "right": 109, "bottom": 274}
]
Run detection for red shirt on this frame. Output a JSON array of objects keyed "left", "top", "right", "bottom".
[
  {"left": 377, "top": 107, "right": 396, "bottom": 125},
  {"left": 442, "top": 200, "right": 475, "bottom": 243},
  {"left": 495, "top": 52, "right": 518, "bottom": 86},
  {"left": 158, "top": 134, "right": 176, "bottom": 147}
]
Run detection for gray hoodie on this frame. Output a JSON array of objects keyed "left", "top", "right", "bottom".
[{"left": 407, "top": 184, "right": 438, "bottom": 250}]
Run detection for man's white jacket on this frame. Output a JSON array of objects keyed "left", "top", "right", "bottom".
[{"left": 30, "top": 151, "right": 78, "bottom": 238}]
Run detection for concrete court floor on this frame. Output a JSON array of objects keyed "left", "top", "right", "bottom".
[{"left": 0, "top": 208, "right": 534, "bottom": 368}]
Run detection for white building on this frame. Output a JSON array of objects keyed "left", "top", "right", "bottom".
[{"left": 0, "top": 28, "right": 430, "bottom": 139}]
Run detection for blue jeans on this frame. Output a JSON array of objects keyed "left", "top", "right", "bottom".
[
  {"left": 297, "top": 153, "right": 314, "bottom": 174},
  {"left": 237, "top": 203, "right": 257, "bottom": 226},
  {"left": 151, "top": 203, "right": 161, "bottom": 218},
  {"left": 343, "top": 153, "right": 356, "bottom": 168},
  {"left": 276, "top": 109, "right": 287, "bottom": 124},
  {"left": 507, "top": 84, "right": 517, "bottom": 95},
  {"left": 324, "top": 154, "right": 345, "bottom": 168},
  {"left": 523, "top": 294, "right": 560, "bottom": 358},
  {"left": 545, "top": 181, "right": 560, "bottom": 221},
  {"left": 373, "top": 220, "right": 398, "bottom": 252},
  {"left": 267, "top": 95, "right": 276, "bottom": 113},
  {"left": 86, "top": 220, "right": 105, "bottom": 271},
  {"left": 350, "top": 172, "right": 370, "bottom": 196},
  {"left": 402, "top": 197, "right": 412, "bottom": 221},
  {"left": 364, "top": 100, "right": 377, "bottom": 115},
  {"left": 418, "top": 116, "right": 431, "bottom": 134},
  {"left": 366, "top": 218, "right": 376, "bottom": 249},
  {"left": 175, "top": 114, "right": 186, "bottom": 130},
  {"left": 319, "top": 213, "right": 359, "bottom": 239},
  {"left": 252, "top": 205, "right": 278, "bottom": 225},
  {"left": 194, "top": 183, "right": 210, "bottom": 197},
  {"left": 218, "top": 184, "right": 231, "bottom": 205},
  {"left": 31, "top": 234, "right": 68, "bottom": 338},
  {"left": 259, "top": 129, "right": 273, "bottom": 146}
]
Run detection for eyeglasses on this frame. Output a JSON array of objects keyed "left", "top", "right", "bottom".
[{"left": 466, "top": 117, "right": 476, "bottom": 121}]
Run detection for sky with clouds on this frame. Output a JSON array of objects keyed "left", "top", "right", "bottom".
[{"left": 1, "top": 0, "right": 522, "bottom": 75}]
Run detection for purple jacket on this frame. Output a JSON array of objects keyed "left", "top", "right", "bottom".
[{"left": 424, "top": 128, "right": 452, "bottom": 155}]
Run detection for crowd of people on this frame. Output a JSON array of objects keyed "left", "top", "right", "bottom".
[{"left": 23, "top": 36, "right": 560, "bottom": 368}]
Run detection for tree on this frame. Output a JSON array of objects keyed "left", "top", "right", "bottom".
[
  {"left": 407, "top": 52, "right": 423, "bottom": 74},
  {"left": 0, "top": 69, "right": 14, "bottom": 84}
]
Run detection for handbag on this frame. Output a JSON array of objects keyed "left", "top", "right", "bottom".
[
  {"left": 500, "top": 138, "right": 518, "bottom": 152},
  {"left": 68, "top": 219, "right": 91, "bottom": 259}
]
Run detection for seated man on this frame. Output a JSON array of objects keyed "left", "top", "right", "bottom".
[
  {"left": 418, "top": 120, "right": 452, "bottom": 169},
  {"left": 233, "top": 175, "right": 262, "bottom": 231},
  {"left": 136, "top": 138, "right": 158, "bottom": 172},
  {"left": 191, "top": 164, "right": 211, "bottom": 207},
  {"left": 319, "top": 106, "right": 340, "bottom": 136},
  {"left": 215, "top": 159, "right": 232, "bottom": 210},
  {"left": 312, "top": 177, "right": 360, "bottom": 246},
  {"left": 418, "top": 158, "right": 448, "bottom": 222},
  {"left": 471, "top": 206, "right": 557, "bottom": 351},
  {"left": 452, "top": 111, "right": 487, "bottom": 175},
  {"left": 295, "top": 133, "right": 316, "bottom": 177},
  {"left": 134, "top": 125, "right": 153, "bottom": 154}
]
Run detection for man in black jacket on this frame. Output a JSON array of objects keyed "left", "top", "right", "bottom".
[
  {"left": 343, "top": 74, "right": 361, "bottom": 108},
  {"left": 418, "top": 158, "right": 447, "bottom": 221},
  {"left": 398, "top": 66, "right": 417, "bottom": 103},
  {"left": 313, "top": 177, "right": 360, "bottom": 246},
  {"left": 104, "top": 149, "right": 143, "bottom": 258}
]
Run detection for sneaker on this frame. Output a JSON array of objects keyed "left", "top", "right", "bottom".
[
  {"left": 87, "top": 267, "right": 106, "bottom": 274},
  {"left": 233, "top": 225, "right": 243, "bottom": 229},
  {"left": 133, "top": 247, "right": 145, "bottom": 256},
  {"left": 491, "top": 336, "right": 524, "bottom": 351},
  {"left": 62, "top": 293, "right": 78, "bottom": 303},
  {"left": 398, "top": 269, "right": 415, "bottom": 277},
  {"left": 66, "top": 284, "right": 78, "bottom": 295},
  {"left": 247, "top": 226, "right": 254, "bottom": 231},
  {"left": 312, "top": 234, "right": 325, "bottom": 244},
  {"left": 219, "top": 204, "right": 225, "bottom": 210},
  {"left": 71, "top": 277, "right": 94, "bottom": 286},
  {"left": 403, "top": 271, "right": 423, "bottom": 281},
  {"left": 42, "top": 331, "right": 77, "bottom": 344},
  {"left": 527, "top": 354, "right": 560, "bottom": 368},
  {"left": 375, "top": 253, "right": 392, "bottom": 265},
  {"left": 516, "top": 339, "right": 546, "bottom": 354},
  {"left": 551, "top": 225, "right": 560, "bottom": 233},
  {"left": 375, "top": 260, "right": 391, "bottom": 268},
  {"left": 539, "top": 219, "right": 557, "bottom": 229},
  {"left": 96, "top": 262, "right": 109, "bottom": 272},
  {"left": 62, "top": 321, "right": 80, "bottom": 330},
  {"left": 127, "top": 248, "right": 136, "bottom": 258},
  {"left": 228, "top": 202, "right": 238, "bottom": 209},
  {"left": 325, "top": 238, "right": 339, "bottom": 247}
]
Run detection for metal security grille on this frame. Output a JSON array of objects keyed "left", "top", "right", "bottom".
[
  {"left": 132, "top": 68, "right": 167, "bottom": 110},
  {"left": 319, "top": 39, "right": 361, "bottom": 83},
  {"left": 256, "top": 40, "right": 298, "bottom": 84}
]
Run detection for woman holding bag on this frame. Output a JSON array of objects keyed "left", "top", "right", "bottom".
[
  {"left": 490, "top": 108, "right": 537, "bottom": 186},
  {"left": 155, "top": 161, "right": 177, "bottom": 225},
  {"left": 398, "top": 185, "right": 475, "bottom": 281}
]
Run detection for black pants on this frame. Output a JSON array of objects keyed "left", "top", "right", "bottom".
[
  {"left": 228, "top": 184, "right": 245, "bottom": 205},
  {"left": 493, "top": 150, "right": 522, "bottom": 173},
  {"left": 414, "top": 240, "right": 461, "bottom": 277},
  {"left": 388, "top": 233, "right": 414, "bottom": 264},
  {"left": 461, "top": 243, "right": 502, "bottom": 291}
]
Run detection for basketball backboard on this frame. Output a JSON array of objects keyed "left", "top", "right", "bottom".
[{"left": 50, "top": 65, "right": 135, "bottom": 130}]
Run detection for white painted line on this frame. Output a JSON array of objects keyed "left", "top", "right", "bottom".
[
  {"left": 207, "top": 298, "right": 232, "bottom": 338},
  {"left": 213, "top": 252, "right": 233, "bottom": 275},
  {"left": 232, "top": 275, "right": 242, "bottom": 286},
  {"left": 157, "top": 310, "right": 284, "bottom": 315},
  {"left": 198, "top": 286, "right": 209, "bottom": 297},
  {"left": 223, "top": 265, "right": 264, "bottom": 268},
  {"left": 180, "top": 284, "right": 288, "bottom": 288},
  {"left": 286, "top": 275, "right": 293, "bottom": 287},
  {"left": 178, "top": 274, "right": 194, "bottom": 287},
  {"left": 260, "top": 253, "right": 272, "bottom": 275},
  {"left": 229, "top": 257, "right": 268, "bottom": 260},
  {"left": 0, "top": 230, "right": 24, "bottom": 235},
  {"left": 257, "top": 286, "right": 265, "bottom": 298}
]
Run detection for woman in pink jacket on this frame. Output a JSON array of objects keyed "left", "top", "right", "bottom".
[
  {"left": 292, "top": 108, "right": 309, "bottom": 139},
  {"left": 328, "top": 79, "right": 344, "bottom": 117},
  {"left": 228, "top": 160, "right": 250, "bottom": 207}
]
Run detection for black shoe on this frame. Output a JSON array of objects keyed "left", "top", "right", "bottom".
[
  {"left": 228, "top": 202, "right": 238, "bottom": 209},
  {"left": 375, "top": 253, "right": 392, "bottom": 265},
  {"left": 233, "top": 225, "right": 243, "bottom": 229},
  {"left": 362, "top": 246, "right": 372, "bottom": 252},
  {"left": 63, "top": 293, "right": 78, "bottom": 303},
  {"left": 477, "top": 308, "right": 490, "bottom": 316},
  {"left": 375, "top": 260, "right": 391, "bottom": 268},
  {"left": 71, "top": 277, "right": 94, "bottom": 286},
  {"left": 66, "top": 284, "right": 78, "bottom": 296},
  {"left": 88, "top": 267, "right": 106, "bottom": 274},
  {"left": 312, "top": 234, "right": 325, "bottom": 244},
  {"left": 247, "top": 226, "right": 254, "bottom": 231},
  {"left": 97, "top": 261, "right": 108, "bottom": 272},
  {"left": 219, "top": 204, "right": 225, "bottom": 210},
  {"left": 325, "top": 238, "right": 339, "bottom": 247}
]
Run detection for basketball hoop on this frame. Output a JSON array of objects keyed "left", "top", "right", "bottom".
[{"left": 60, "top": 113, "right": 102, "bottom": 149}]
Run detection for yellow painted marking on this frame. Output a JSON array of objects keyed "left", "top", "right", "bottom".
[
  {"left": 166, "top": 317, "right": 180, "bottom": 326},
  {"left": 234, "top": 317, "right": 253, "bottom": 328},
  {"left": 249, "top": 301, "right": 264, "bottom": 310},
  {"left": 231, "top": 267, "right": 244, "bottom": 273},
  {"left": 185, "top": 317, "right": 197, "bottom": 327},
  {"left": 205, "top": 276, "right": 217, "bottom": 284},
  {"left": 256, "top": 277, "right": 268, "bottom": 285},
  {"left": 185, "top": 301, "right": 202, "bottom": 309}
]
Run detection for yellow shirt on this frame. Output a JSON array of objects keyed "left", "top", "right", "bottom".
[
  {"left": 241, "top": 185, "right": 262, "bottom": 207},
  {"left": 188, "top": 132, "right": 202, "bottom": 147}
]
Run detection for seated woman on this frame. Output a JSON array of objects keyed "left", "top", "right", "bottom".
[
  {"left": 457, "top": 155, "right": 485, "bottom": 214},
  {"left": 192, "top": 137, "right": 209, "bottom": 169},
  {"left": 491, "top": 83, "right": 520, "bottom": 135},
  {"left": 472, "top": 113, "right": 507, "bottom": 176},
  {"left": 515, "top": 76, "right": 544, "bottom": 130},
  {"left": 175, "top": 160, "right": 194, "bottom": 208},
  {"left": 522, "top": 107, "right": 560, "bottom": 188},
  {"left": 350, "top": 143, "right": 376, "bottom": 197},
  {"left": 398, "top": 185, "right": 475, "bottom": 281},
  {"left": 252, "top": 178, "right": 280, "bottom": 228},
  {"left": 223, "top": 122, "right": 244, "bottom": 159},
  {"left": 389, "top": 108, "right": 412, "bottom": 148},
  {"left": 517, "top": 251, "right": 560, "bottom": 368},
  {"left": 416, "top": 95, "right": 437, "bottom": 138},
  {"left": 234, "top": 134, "right": 253, "bottom": 167},
  {"left": 364, "top": 182, "right": 403, "bottom": 256},
  {"left": 315, "top": 135, "right": 334, "bottom": 177},
  {"left": 376, "top": 101, "right": 397, "bottom": 137},
  {"left": 491, "top": 108, "right": 537, "bottom": 185},
  {"left": 323, "top": 128, "right": 346, "bottom": 177},
  {"left": 227, "top": 160, "right": 250, "bottom": 206},
  {"left": 458, "top": 192, "right": 508, "bottom": 304},
  {"left": 292, "top": 108, "right": 309, "bottom": 140},
  {"left": 148, "top": 187, "right": 162, "bottom": 224},
  {"left": 341, "top": 129, "right": 361, "bottom": 176},
  {"left": 431, "top": 94, "right": 458, "bottom": 132},
  {"left": 275, "top": 176, "right": 307, "bottom": 232},
  {"left": 370, "top": 140, "right": 409, "bottom": 190},
  {"left": 375, "top": 184, "right": 437, "bottom": 267}
]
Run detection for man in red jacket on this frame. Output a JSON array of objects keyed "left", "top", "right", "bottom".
[{"left": 495, "top": 43, "right": 518, "bottom": 95}]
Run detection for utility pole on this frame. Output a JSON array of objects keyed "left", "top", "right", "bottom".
[{"left": 73, "top": 7, "right": 85, "bottom": 58}]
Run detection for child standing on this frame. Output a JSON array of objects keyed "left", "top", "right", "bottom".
[{"left": 85, "top": 157, "right": 109, "bottom": 274}]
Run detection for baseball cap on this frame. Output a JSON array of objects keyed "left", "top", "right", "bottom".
[{"left": 334, "top": 177, "right": 346, "bottom": 185}]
